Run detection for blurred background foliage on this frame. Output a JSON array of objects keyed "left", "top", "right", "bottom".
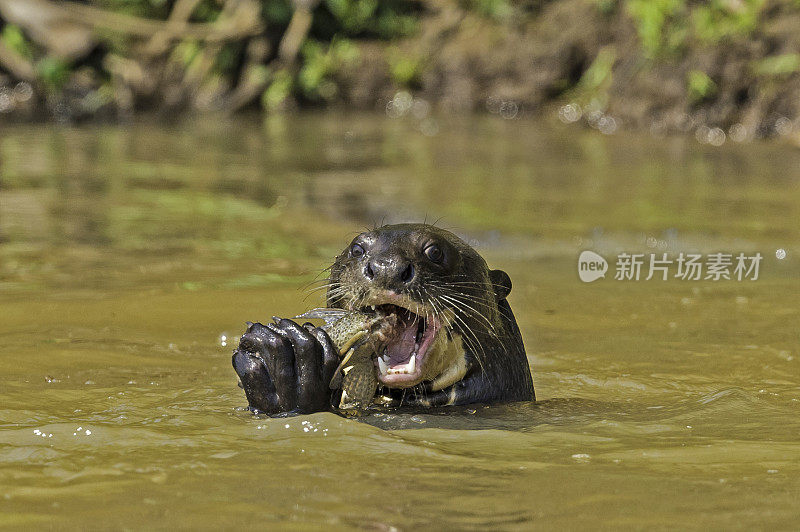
[{"left": 0, "top": 0, "right": 798, "bottom": 139}]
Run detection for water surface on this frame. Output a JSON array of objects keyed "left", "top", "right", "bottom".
[{"left": 1, "top": 113, "right": 799, "bottom": 529}]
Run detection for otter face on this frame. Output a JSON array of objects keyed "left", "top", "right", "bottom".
[{"left": 327, "top": 224, "right": 511, "bottom": 390}]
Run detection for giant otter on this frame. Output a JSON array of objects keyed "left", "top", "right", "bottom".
[{"left": 232, "top": 223, "right": 534, "bottom": 415}]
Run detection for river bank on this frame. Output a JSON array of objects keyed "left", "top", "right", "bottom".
[{"left": 0, "top": 0, "right": 799, "bottom": 142}]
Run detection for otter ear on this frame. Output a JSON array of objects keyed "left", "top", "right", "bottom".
[{"left": 489, "top": 269, "right": 512, "bottom": 300}]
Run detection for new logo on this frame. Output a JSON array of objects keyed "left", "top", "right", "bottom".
[{"left": 578, "top": 251, "right": 608, "bottom": 282}]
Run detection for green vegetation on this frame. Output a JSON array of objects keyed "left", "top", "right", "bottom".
[
  {"left": 465, "top": 0, "right": 513, "bottom": 21},
  {"left": 36, "top": 57, "right": 71, "bottom": 92},
  {"left": 0, "top": 24, "right": 32, "bottom": 60},
  {"left": 625, "top": 0, "right": 685, "bottom": 58},
  {"left": 692, "top": 0, "right": 763, "bottom": 43},
  {"left": 625, "top": 0, "right": 765, "bottom": 58},
  {"left": 387, "top": 47, "right": 424, "bottom": 88},
  {"left": 570, "top": 47, "right": 616, "bottom": 105},
  {"left": 0, "top": 0, "right": 798, "bottom": 136},
  {"left": 0, "top": 0, "right": 417, "bottom": 114},
  {"left": 262, "top": 69, "right": 293, "bottom": 111},
  {"left": 752, "top": 53, "right": 800, "bottom": 77},
  {"left": 298, "top": 37, "right": 360, "bottom": 100},
  {"left": 686, "top": 70, "right": 717, "bottom": 104},
  {"left": 324, "top": 0, "right": 418, "bottom": 38}
]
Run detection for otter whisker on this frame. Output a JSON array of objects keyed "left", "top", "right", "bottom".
[
  {"left": 432, "top": 289, "right": 497, "bottom": 320},
  {"left": 429, "top": 287, "right": 501, "bottom": 351},
  {"left": 426, "top": 284, "right": 500, "bottom": 329},
  {"left": 421, "top": 285, "right": 488, "bottom": 376},
  {"left": 428, "top": 286, "right": 497, "bottom": 312},
  {"left": 449, "top": 312, "right": 488, "bottom": 376},
  {"left": 304, "top": 277, "right": 335, "bottom": 286},
  {"left": 303, "top": 283, "right": 337, "bottom": 295},
  {"left": 437, "top": 294, "right": 499, "bottom": 334},
  {"left": 300, "top": 279, "right": 336, "bottom": 294},
  {"left": 430, "top": 280, "right": 513, "bottom": 291},
  {"left": 433, "top": 279, "right": 505, "bottom": 286},
  {"left": 304, "top": 284, "right": 347, "bottom": 303},
  {"left": 425, "top": 280, "right": 495, "bottom": 298}
]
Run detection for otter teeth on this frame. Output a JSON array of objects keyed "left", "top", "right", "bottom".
[
  {"left": 377, "top": 356, "right": 388, "bottom": 375},
  {"left": 384, "top": 353, "right": 416, "bottom": 375}
]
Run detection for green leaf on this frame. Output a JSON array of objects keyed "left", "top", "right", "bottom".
[{"left": 686, "top": 70, "right": 717, "bottom": 103}]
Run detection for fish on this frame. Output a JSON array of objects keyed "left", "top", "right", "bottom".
[{"left": 296, "top": 308, "right": 393, "bottom": 410}]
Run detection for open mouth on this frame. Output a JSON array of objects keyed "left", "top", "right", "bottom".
[{"left": 359, "top": 303, "right": 440, "bottom": 387}]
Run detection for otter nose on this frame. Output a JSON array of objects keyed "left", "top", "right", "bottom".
[{"left": 364, "top": 258, "right": 415, "bottom": 286}]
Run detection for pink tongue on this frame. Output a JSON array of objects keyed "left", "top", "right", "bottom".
[{"left": 386, "top": 322, "right": 416, "bottom": 365}]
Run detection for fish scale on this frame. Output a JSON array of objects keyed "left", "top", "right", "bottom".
[{"left": 297, "top": 308, "right": 392, "bottom": 409}]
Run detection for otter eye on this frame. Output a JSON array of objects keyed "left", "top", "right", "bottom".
[
  {"left": 424, "top": 244, "right": 443, "bottom": 263},
  {"left": 350, "top": 243, "right": 365, "bottom": 258}
]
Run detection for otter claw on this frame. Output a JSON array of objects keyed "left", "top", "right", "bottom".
[{"left": 238, "top": 333, "right": 264, "bottom": 352}]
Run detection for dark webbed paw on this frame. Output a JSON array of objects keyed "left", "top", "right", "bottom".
[{"left": 232, "top": 319, "right": 339, "bottom": 415}]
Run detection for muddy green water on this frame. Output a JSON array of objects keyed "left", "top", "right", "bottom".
[{"left": 1, "top": 113, "right": 799, "bottom": 529}]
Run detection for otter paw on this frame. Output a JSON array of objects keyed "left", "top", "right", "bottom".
[{"left": 232, "top": 319, "right": 339, "bottom": 416}]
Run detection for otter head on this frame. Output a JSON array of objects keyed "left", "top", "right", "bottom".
[{"left": 327, "top": 223, "right": 513, "bottom": 390}]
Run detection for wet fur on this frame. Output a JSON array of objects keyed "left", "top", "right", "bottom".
[
  {"left": 232, "top": 223, "right": 535, "bottom": 415},
  {"left": 324, "top": 224, "right": 534, "bottom": 407}
]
